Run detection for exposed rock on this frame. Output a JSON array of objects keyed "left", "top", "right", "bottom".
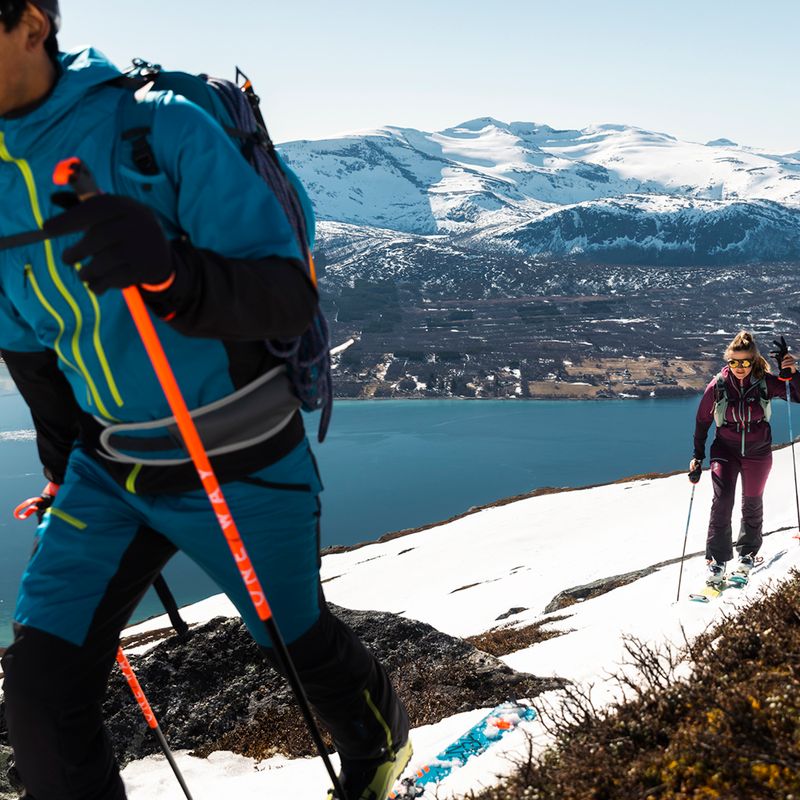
[
  {"left": 103, "top": 604, "right": 561, "bottom": 766},
  {"left": 544, "top": 567, "right": 658, "bottom": 613},
  {"left": 496, "top": 607, "right": 528, "bottom": 621},
  {"left": 543, "top": 524, "right": 793, "bottom": 613},
  {"left": 0, "top": 746, "right": 18, "bottom": 800}
]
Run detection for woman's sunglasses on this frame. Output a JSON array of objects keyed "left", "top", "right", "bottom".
[{"left": 727, "top": 359, "right": 753, "bottom": 369}]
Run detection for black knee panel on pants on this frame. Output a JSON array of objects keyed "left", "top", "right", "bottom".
[
  {"left": 2, "top": 625, "right": 126, "bottom": 800},
  {"left": 261, "top": 603, "right": 409, "bottom": 762}
]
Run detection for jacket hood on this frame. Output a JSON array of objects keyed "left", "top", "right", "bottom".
[{"left": 0, "top": 47, "right": 121, "bottom": 146}]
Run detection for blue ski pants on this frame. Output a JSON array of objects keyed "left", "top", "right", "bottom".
[
  {"left": 13, "top": 442, "right": 324, "bottom": 647},
  {"left": 2, "top": 441, "right": 408, "bottom": 799}
]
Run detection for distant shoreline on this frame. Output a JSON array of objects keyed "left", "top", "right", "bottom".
[{"left": 330, "top": 390, "right": 703, "bottom": 402}]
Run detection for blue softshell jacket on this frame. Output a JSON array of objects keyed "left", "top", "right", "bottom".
[{"left": 0, "top": 48, "right": 317, "bottom": 493}]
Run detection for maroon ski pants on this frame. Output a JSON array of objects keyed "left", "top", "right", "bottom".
[{"left": 706, "top": 439, "right": 772, "bottom": 563}]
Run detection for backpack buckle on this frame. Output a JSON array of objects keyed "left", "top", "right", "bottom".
[{"left": 129, "top": 57, "right": 163, "bottom": 80}]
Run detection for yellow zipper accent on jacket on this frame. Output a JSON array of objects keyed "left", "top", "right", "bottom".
[
  {"left": 84, "top": 275, "right": 124, "bottom": 408},
  {"left": 125, "top": 463, "right": 143, "bottom": 494},
  {"left": 24, "top": 265, "right": 80, "bottom": 375},
  {"left": 0, "top": 133, "right": 119, "bottom": 419}
]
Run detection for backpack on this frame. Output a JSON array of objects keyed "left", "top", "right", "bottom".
[
  {"left": 713, "top": 372, "right": 771, "bottom": 428},
  {"left": 113, "top": 59, "right": 333, "bottom": 443}
]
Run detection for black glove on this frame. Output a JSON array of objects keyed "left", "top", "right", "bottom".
[
  {"left": 43, "top": 194, "right": 173, "bottom": 295},
  {"left": 14, "top": 482, "right": 59, "bottom": 523},
  {"left": 770, "top": 336, "right": 792, "bottom": 380},
  {"left": 688, "top": 460, "right": 702, "bottom": 484}
]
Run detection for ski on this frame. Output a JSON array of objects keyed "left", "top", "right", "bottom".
[
  {"left": 389, "top": 702, "right": 536, "bottom": 799},
  {"left": 689, "top": 583, "right": 727, "bottom": 603}
]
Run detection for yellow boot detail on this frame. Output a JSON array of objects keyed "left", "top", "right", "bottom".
[{"left": 327, "top": 739, "right": 413, "bottom": 800}]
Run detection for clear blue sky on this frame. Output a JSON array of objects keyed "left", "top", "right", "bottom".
[{"left": 59, "top": 0, "right": 799, "bottom": 152}]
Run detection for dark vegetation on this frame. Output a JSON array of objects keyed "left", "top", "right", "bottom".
[
  {"left": 473, "top": 571, "right": 800, "bottom": 800},
  {"left": 318, "top": 258, "right": 800, "bottom": 400},
  {"left": 465, "top": 615, "right": 573, "bottom": 657}
]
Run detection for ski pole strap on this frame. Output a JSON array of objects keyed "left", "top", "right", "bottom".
[
  {"left": 0, "top": 162, "right": 100, "bottom": 251},
  {"left": 0, "top": 227, "right": 52, "bottom": 253}
]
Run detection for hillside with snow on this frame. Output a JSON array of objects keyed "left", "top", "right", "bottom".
[
  {"left": 280, "top": 118, "right": 800, "bottom": 263},
  {"left": 112, "top": 445, "right": 800, "bottom": 799}
]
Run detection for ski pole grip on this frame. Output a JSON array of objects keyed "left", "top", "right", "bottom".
[
  {"left": 13, "top": 498, "right": 41, "bottom": 521},
  {"left": 53, "top": 157, "right": 99, "bottom": 199},
  {"left": 688, "top": 465, "right": 702, "bottom": 484}
]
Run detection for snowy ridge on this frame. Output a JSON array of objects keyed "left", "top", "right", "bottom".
[
  {"left": 121, "top": 446, "right": 800, "bottom": 798},
  {"left": 280, "top": 119, "right": 800, "bottom": 263}
]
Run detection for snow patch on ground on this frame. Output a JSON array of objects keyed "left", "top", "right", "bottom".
[{"left": 122, "top": 447, "right": 800, "bottom": 798}]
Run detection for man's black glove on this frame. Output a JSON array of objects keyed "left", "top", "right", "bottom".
[
  {"left": 689, "top": 461, "right": 702, "bottom": 484},
  {"left": 43, "top": 194, "right": 173, "bottom": 295},
  {"left": 770, "top": 335, "right": 792, "bottom": 380}
]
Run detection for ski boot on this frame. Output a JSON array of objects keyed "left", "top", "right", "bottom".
[
  {"left": 327, "top": 739, "right": 413, "bottom": 800},
  {"left": 705, "top": 558, "right": 726, "bottom": 587},
  {"left": 729, "top": 553, "right": 755, "bottom": 587}
]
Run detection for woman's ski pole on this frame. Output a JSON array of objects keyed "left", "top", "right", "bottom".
[
  {"left": 676, "top": 464, "right": 701, "bottom": 602},
  {"left": 116, "top": 648, "right": 194, "bottom": 800},
  {"left": 783, "top": 378, "right": 800, "bottom": 537},
  {"left": 772, "top": 337, "right": 800, "bottom": 539},
  {"left": 54, "top": 158, "right": 346, "bottom": 800}
]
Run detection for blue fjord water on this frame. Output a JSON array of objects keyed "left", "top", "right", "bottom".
[{"left": 1, "top": 381, "right": 794, "bottom": 645}]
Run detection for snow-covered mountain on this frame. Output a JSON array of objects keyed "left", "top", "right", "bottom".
[
  {"left": 115, "top": 448, "right": 800, "bottom": 798},
  {"left": 280, "top": 119, "right": 800, "bottom": 263}
]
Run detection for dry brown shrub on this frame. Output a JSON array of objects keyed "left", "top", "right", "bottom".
[
  {"left": 472, "top": 570, "right": 800, "bottom": 800},
  {"left": 465, "top": 615, "right": 573, "bottom": 657}
]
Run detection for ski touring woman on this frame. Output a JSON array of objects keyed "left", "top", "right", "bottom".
[
  {"left": 0, "top": 2, "right": 409, "bottom": 798},
  {"left": 691, "top": 330, "right": 799, "bottom": 587}
]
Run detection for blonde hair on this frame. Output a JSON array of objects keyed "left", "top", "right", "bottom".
[{"left": 724, "top": 330, "right": 770, "bottom": 379}]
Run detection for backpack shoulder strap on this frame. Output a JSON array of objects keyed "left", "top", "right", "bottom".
[
  {"left": 713, "top": 373, "right": 728, "bottom": 427},
  {"left": 116, "top": 85, "right": 161, "bottom": 176},
  {"left": 758, "top": 376, "right": 772, "bottom": 422},
  {"left": 110, "top": 79, "right": 183, "bottom": 234}
]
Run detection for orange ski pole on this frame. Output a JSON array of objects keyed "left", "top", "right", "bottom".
[
  {"left": 54, "top": 158, "right": 345, "bottom": 799},
  {"left": 116, "top": 648, "right": 194, "bottom": 799}
]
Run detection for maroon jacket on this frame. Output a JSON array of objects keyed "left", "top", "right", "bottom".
[{"left": 693, "top": 367, "right": 800, "bottom": 460}]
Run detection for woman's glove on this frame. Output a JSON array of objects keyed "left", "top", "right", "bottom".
[{"left": 770, "top": 336, "right": 794, "bottom": 380}]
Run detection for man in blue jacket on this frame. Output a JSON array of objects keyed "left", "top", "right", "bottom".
[{"left": 0, "top": 2, "right": 410, "bottom": 798}]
